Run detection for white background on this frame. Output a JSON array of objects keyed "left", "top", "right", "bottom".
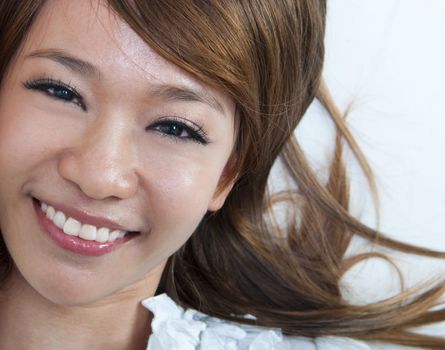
[{"left": 282, "top": 0, "right": 445, "bottom": 346}]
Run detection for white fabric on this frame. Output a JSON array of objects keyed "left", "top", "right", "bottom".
[{"left": 142, "top": 293, "right": 372, "bottom": 350}]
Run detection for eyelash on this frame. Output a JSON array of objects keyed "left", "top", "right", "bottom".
[
  {"left": 23, "top": 78, "right": 86, "bottom": 111},
  {"left": 23, "top": 78, "right": 210, "bottom": 145},
  {"left": 147, "top": 116, "right": 210, "bottom": 145}
]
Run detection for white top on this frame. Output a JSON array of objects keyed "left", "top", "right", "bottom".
[{"left": 142, "top": 293, "right": 373, "bottom": 350}]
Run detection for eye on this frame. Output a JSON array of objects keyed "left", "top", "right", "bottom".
[
  {"left": 23, "top": 78, "right": 86, "bottom": 111},
  {"left": 148, "top": 117, "right": 210, "bottom": 145}
]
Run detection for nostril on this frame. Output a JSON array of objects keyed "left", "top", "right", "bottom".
[{"left": 58, "top": 150, "right": 139, "bottom": 201}]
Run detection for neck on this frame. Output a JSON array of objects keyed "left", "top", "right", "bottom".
[{"left": 0, "top": 267, "right": 161, "bottom": 350}]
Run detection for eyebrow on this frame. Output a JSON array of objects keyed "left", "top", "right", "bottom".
[
  {"left": 26, "top": 48, "right": 226, "bottom": 116},
  {"left": 27, "top": 48, "right": 101, "bottom": 78},
  {"left": 149, "top": 85, "right": 226, "bottom": 116}
]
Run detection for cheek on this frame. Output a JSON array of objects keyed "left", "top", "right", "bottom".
[
  {"left": 0, "top": 113, "right": 45, "bottom": 167},
  {"left": 0, "top": 89, "right": 45, "bottom": 198},
  {"left": 138, "top": 151, "right": 225, "bottom": 250},
  {"left": 0, "top": 85, "right": 74, "bottom": 177},
  {"left": 148, "top": 160, "right": 220, "bottom": 221}
]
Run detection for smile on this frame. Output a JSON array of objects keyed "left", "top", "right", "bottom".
[
  {"left": 41, "top": 201, "right": 127, "bottom": 243},
  {"left": 33, "top": 198, "right": 140, "bottom": 257}
]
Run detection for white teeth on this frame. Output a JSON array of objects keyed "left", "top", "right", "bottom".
[
  {"left": 53, "top": 211, "right": 66, "bottom": 229},
  {"left": 46, "top": 206, "right": 55, "bottom": 220},
  {"left": 63, "top": 218, "right": 81, "bottom": 236},
  {"left": 96, "top": 228, "right": 110, "bottom": 243},
  {"left": 79, "top": 224, "right": 96, "bottom": 241},
  {"left": 108, "top": 230, "right": 120, "bottom": 242},
  {"left": 40, "top": 201, "right": 129, "bottom": 243}
]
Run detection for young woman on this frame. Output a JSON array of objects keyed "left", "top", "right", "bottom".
[{"left": 1, "top": 0, "right": 445, "bottom": 349}]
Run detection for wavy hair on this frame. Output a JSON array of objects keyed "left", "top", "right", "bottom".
[{"left": 2, "top": 1, "right": 445, "bottom": 348}]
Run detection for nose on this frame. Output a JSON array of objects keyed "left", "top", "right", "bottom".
[{"left": 58, "top": 121, "right": 139, "bottom": 200}]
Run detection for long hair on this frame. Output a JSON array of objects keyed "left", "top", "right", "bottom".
[{"left": 2, "top": 1, "right": 445, "bottom": 348}]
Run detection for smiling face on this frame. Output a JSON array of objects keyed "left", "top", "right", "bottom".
[{"left": 0, "top": 0, "right": 236, "bottom": 306}]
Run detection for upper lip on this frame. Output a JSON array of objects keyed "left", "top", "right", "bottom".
[{"left": 34, "top": 197, "right": 138, "bottom": 232}]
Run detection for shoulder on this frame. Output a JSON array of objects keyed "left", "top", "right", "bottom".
[{"left": 142, "top": 293, "right": 374, "bottom": 350}]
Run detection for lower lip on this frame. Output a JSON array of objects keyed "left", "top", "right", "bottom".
[{"left": 33, "top": 199, "right": 138, "bottom": 257}]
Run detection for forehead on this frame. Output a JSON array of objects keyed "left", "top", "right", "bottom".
[
  {"left": 30, "top": 0, "right": 170, "bottom": 80},
  {"left": 20, "top": 0, "right": 233, "bottom": 112}
]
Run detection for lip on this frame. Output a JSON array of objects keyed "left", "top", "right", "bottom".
[
  {"left": 33, "top": 198, "right": 139, "bottom": 257},
  {"left": 36, "top": 198, "right": 132, "bottom": 232}
]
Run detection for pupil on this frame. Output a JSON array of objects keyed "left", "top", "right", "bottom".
[
  {"left": 163, "top": 124, "right": 181, "bottom": 136},
  {"left": 171, "top": 125, "right": 179, "bottom": 135},
  {"left": 55, "top": 88, "right": 70, "bottom": 100}
]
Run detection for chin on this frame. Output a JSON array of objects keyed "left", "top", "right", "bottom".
[{"left": 19, "top": 267, "right": 119, "bottom": 307}]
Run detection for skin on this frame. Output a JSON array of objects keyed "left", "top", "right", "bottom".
[{"left": 0, "top": 0, "right": 236, "bottom": 349}]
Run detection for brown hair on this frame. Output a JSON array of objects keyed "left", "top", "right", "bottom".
[{"left": 2, "top": 0, "right": 445, "bottom": 348}]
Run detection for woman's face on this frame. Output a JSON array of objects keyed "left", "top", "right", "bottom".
[{"left": 0, "top": 0, "right": 235, "bottom": 305}]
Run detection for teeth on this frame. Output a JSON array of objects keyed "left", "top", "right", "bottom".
[
  {"left": 79, "top": 224, "right": 96, "bottom": 241},
  {"left": 40, "top": 201, "right": 128, "bottom": 243},
  {"left": 108, "top": 230, "right": 120, "bottom": 242},
  {"left": 46, "top": 206, "right": 55, "bottom": 220},
  {"left": 53, "top": 211, "right": 66, "bottom": 229},
  {"left": 96, "top": 228, "right": 110, "bottom": 243},
  {"left": 63, "top": 218, "right": 81, "bottom": 236}
]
